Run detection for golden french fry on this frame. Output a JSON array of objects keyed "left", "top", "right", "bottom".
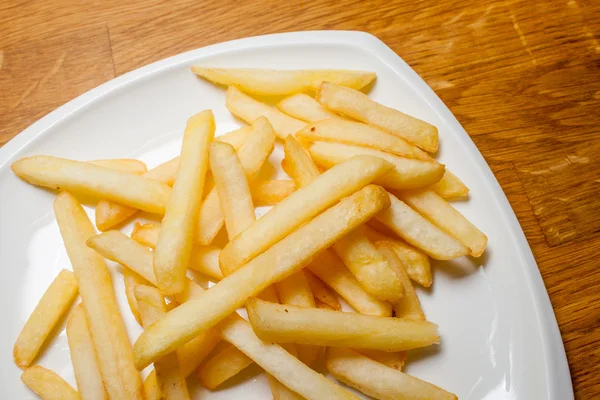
[
  {"left": 132, "top": 185, "right": 390, "bottom": 368},
  {"left": 282, "top": 135, "right": 321, "bottom": 188},
  {"left": 327, "top": 348, "right": 457, "bottom": 400},
  {"left": 304, "top": 270, "right": 341, "bottom": 311},
  {"left": 375, "top": 193, "right": 469, "bottom": 260},
  {"left": 277, "top": 93, "right": 343, "bottom": 122},
  {"left": 220, "top": 156, "right": 393, "bottom": 275},
  {"left": 307, "top": 141, "right": 444, "bottom": 190},
  {"left": 21, "top": 366, "right": 80, "bottom": 400},
  {"left": 143, "top": 372, "right": 160, "bottom": 400},
  {"left": 124, "top": 267, "right": 151, "bottom": 325},
  {"left": 307, "top": 251, "right": 392, "bottom": 317},
  {"left": 66, "top": 304, "right": 108, "bottom": 400},
  {"left": 250, "top": 180, "right": 296, "bottom": 206},
  {"left": 11, "top": 157, "right": 172, "bottom": 215},
  {"left": 217, "top": 314, "right": 360, "bottom": 400},
  {"left": 193, "top": 67, "right": 375, "bottom": 95},
  {"left": 54, "top": 192, "right": 143, "bottom": 399},
  {"left": 375, "top": 242, "right": 425, "bottom": 321},
  {"left": 355, "top": 349, "right": 406, "bottom": 371},
  {"left": 226, "top": 86, "right": 306, "bottom": 139},
  {"left": 197, "top": 344, "right": 254, "bottom": 389},
  {"left": 429, "top": 170, "right": 469, "bottom": 199},
  {"left": 135, "top": 285, "right": 190, "bottom": 400},
  {"left": 297, "top": 119, "right": 431, "bottom": 160},
  {"left": 13, "top": 269, "right": 78, "bottom": 368},
  {"left": 89, "top": 158, "right": 148, "bottom": 174},
  {"left": 196, "top": 117, "right": 275, "bottom": 245},
  {"left": 317, "top": 82, "right": 438, "bottom": 152},
  {"left": 154, "top": 110, "right": 214, "bottom": 294},
  {"left": 248, "top": 298, "right": 438, "bottom": 351},
  {"left": 216, "top": 125, "right": 252, "bottom": 149},
  {"left": 210, "top": 142, "right": 255, "bottom": 240},
  {"left": 398, "top": 190, "right": 487, "bottom": 257},
  {"left": 267, "top": 374, "right": 305, "bottom": 400}
]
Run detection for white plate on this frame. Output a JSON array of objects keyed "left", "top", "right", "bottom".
[{"left": 0, "top": 31, "right": 572, "bottom": 399}]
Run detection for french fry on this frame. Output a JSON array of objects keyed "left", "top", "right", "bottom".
[
  {"left": 13, "top": 269, "right": 79, "bottom": 368},
  {"left": 143, "top": 372, "right": 160, "bottom": 400},
  {"left": 375, "top": 242, "right": 425, "bottom": 321},
  {"left": 134, "top": 285, "right": 190, "bottom": 400},
  {"left": 250, "top": 180, "right": 296, "bottom": 206},
  {"left": 304, "top": 270, "right": 341, "bottom": 311},
  {"left": 219, "top": 156, "right": 393, "bottom": 275},
  {"left": 196, "top": 117, "right": 275, "bottom": 245},
  {"left": 124, "top": 267, "right": 151, "bottom": 325},
  {"left": 277, "top": 93, "right": 343, "bottom": 122},
  {"left": 282, "top": 135, "right": 321, "bottom": 188},
  {"left": 197, "top": 344, "right": 254, "bottom": 389},
  {"left": 154, "top": 110, "right": 214, "bottom": 295},
  {"left": 355, "top": 349, "right": 406, "bottom": 371},
  {"left": 297, "top": 119, "right": 431, "bottom": 160},
  {"left": 326, "top": 348, "right": 458, "bottom": 400},
  {"left": 398, "top": 190, "right": 487, "bottom": 257},
  {"left": 307, "top": 251, "right": 392, "bottom": 317},
  {"left": 11, "top": 157, "right": 172, "bottom": 214},
  {"left": 226, "top": 86, "right": 306, "bottom": 139},
  {"left": 306, "top": 141, "right": 444, "bottom": 190},
  {"left": 89, "top": 158, "right": 147, "bottom": 174},
  {"left": 131, "top": 223, "right": 223, "bottom": 281},
  {"left": 217, "top": 313, "right": 360, "bottom": 400},
  {"left": 267, "top": 375, "right": 305, "bottom": 400},
  {"left": 375, "top": 193, "right": 469, "bottom": 260},
  {"left": 54, "top": 192, "right": 143, "bottom": 399},
  {"left": 21, "top": 366, "right": 79, "bottom": 400},
  {"left": 66, "top": 304, "right": 107, "bottom": 400},
  {"left": 247, "top": 298, "right": 439, "bottom": 351},
  {"left": 429, "top": 170, "right": 469, "bottom": 199},
  {"left": 132, "top": 185, "right": 390, "bottom": 368},
  {"left": 317, "top": 82, "right": 439, "bottom": 152},
  {"left": 193, "top": 67, "right": 376, "bottom": 95},
  {"left": 216, "top": 125, "right": 252, "bottom": 149}
]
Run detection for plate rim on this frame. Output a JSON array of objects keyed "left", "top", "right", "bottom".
[{"left": 0, "top": 30, "right": 573, "bottom": 399}]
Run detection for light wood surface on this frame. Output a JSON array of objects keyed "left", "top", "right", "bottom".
[{"left": 1, "top": 0, "right": 598, "bottom": 398}]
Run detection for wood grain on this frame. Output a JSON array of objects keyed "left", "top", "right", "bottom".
[{"left": 1, "top": 0, "right": 599, "bottom": 398}]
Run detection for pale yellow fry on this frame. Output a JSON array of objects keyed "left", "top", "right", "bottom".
[
  {"left": 11, "top": 157, "right": 171, "bottom": 214},
  {"left": 220, "top": 156, "right": 393, "bottom": 275},
  {"left": 277, "top": 93, "right": 343, "bottom": 122},
  {"left": 355, "top": 349, "right": 406, "bottom": 371},
  {"left": 143, "top": 372, "right": 160, "bottom": 400},
  {"left": 66, "top": 304, "right": 107, "bottom": 400},
  {"left": 307, "top": 250, "right": 392, "bottom": 317},
  {"left": 145, "top": 158, "right": 181, "bottom": 186},
  {"left": 267, "top": 374, "right": 305, "bottom": 400},
  {"left": 124, "top": 267, "right": 151, "bottom": 325},
  {"left": 297, "top": 119, "right": 431, "bottom": 160},
  {"left": 398, "top": 190, "right": 487, "bottom": 257},
  {"left": 247, "top": 299, "right": 438, "bottom": 351},
  {"left": 133, "top": 185, "right": 390, "bottom": 368},
  {"left": 13, "top": 269, "right": 78, "bottom": 368},
  {"left": 217, "top": 314, "right": 360, "bottom": 400},
  {"left": 375, "top": 242, "right": 425, "bottom": 321},
  {"left": 226, "top": 86, "right": 306, "bottom": 139},
  {"left": 196, "top": 117, "right": 275, "bottom": 245},
  {"left": 197, "top": 344, "right": 254, "bottom": 389},
  {"left": 193, "top": 67, "right": 375, "bottom": 95},
  {"left": 307, "top": 141, "right": 444, "bottom": 190},
  {"left": 282, "top": 135, "right": 321, "bottom": 188},
  {"left": 317, "top": 81, "right": 439, "bottom": 152},
  {"left": 89, "top": 159, "right": 148, "bottom": 174},
  {"left": 250, "top": 179, "right": 296, "bottom": 206},
  {"left": 135, "top": 285, "right": 190, "bottom": 400},
  {"left": 375, "top": 193, "right": 469, "bottom": 260},
  {"left": 429, "top": 170, "right": 469, "bottom": 199},
  {"left": 216, "top": 125, "right": 252, "bottom": 149},
  {"left": 363, "top": 224, "right": 432, "bottom": 287},
  {"left": 54, "top": 192, "right": 142, "bottom": 399},
  {"left": 304, "top": 270, "right": 341, "bottom": 311},
  {"left": 21, "top": 365, "right": 80, "bottom": 400},
  {"left": 327, "top": 348, "right": 457, "bottom": 400}
]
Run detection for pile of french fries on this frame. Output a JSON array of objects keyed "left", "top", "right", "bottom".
[{"left": 11, "top": 67, "right": 487, "bottom": 400}]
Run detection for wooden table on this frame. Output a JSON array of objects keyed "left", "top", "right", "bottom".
[{"left": 1, "top": 0, "right": 598, "bottom": 397}]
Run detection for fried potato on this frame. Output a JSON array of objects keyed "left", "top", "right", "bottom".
[
  {"left": 219, "top": 156, "right": 393, "bottom": 275},
  {"left": 277, "top": 93, "right": 343, "bottom": 122},
  {"left": 226, "top": 86, "right": 306, "bottom": 139},
  {"left": 306, "top": 141, "right": 444, "bottom": 190},
  {"left": 398, "top": 190, "right": 487, "bottom": 257},
  {"left": 193, "top": 67, "right": 375, "bottom": 95},
  {"left": 267, "top": 374, "right": 304, "bottom": 400},
  {"left": 355, "top": 349, "right": 406, "bottom": 371},
  {"left": 54, "top": 192, "right": 142, "bottom": 399},
  {"left": 247, "top": 299, "right": 439, "bottom": 351},
  {"left": 124, "top": 267, "right": 151, "bottom": 325},
  {"left": 317, "top": 82, "right": 438, "bottom": 152},
  {"left": 13, "top": 269, "right": 78, "bottom": 368},
  {"left": 250, "top": 180, "right": 296, "bottom": 206},
  {"left": 143, "top": 372, "right": 160, "bottom": 400},
  {"left": 375, "top": 193, "right": 469, "bottom": 260},
  {"left": 89, "top": 158, "right": 147, "bottom": 174},
  {"left": 197, "top": 344, "right": 253, "bottom": 389},
  {"left": 326, "top": 348, "right": 457, "bottom": 400},
  {"left": 282, "top": 135, "right": 321, "bottom": 188},
  {"left": 21, "top": 366, "right": 79, "bottom": 400},
  {"left": 304, "top": 270, "right": 341, "bottom": 311},
  {"left": 132, "top": 185, "right": 390, "bottom": 368},
  {"left": 429, "top": 170, "right": 469, "bottom": 199}
]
